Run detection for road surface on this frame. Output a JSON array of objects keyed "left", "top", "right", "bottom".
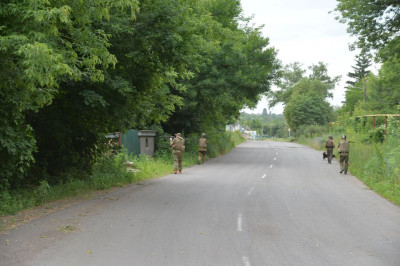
[{"left": 1, "top": 141, "right": 400, "bottom": 265}]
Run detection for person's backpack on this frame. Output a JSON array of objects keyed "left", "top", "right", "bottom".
[
  {"left": 174, "top": 137, "right": 185, "bottom": 152},
  {"left": 199, "top": 138, "right": 207, "bottom": 150}
]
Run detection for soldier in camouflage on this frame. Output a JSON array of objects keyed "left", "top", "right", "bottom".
[
  {"left": 198, "top": 133, "right": 207, "bottom": 164},
  {"left": 325, "top": 135, "right": 335, "bottom": 164},
  {"left": 170, "top": 133, "right": 185, "bottom": 174},
  {"left": 338, "top": 134, "right": 350, "bottom": 174}
]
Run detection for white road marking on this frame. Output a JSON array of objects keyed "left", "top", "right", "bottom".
[
  {"left": 237, "top": 214, "right": 243, "bottom": 232},
  {"left": 274, "top": 157, "right": 276, "bottom": 161},
  {"left": 261, "top": 174, "right": 266, "bottom": 179},
  {"left": 248, "top": 187, "right": 255, "bottom": 195},
  {"left": 242, "top": 256, "right": 251, "bottom": 266},
  {"left": 269, "top": 164, "right": 273, "bottom": 169}
]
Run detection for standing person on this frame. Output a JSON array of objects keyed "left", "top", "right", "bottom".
[
  {"left": 198, "top": 133, "right": 207, "bottom": 164},
  {"left": 170, "top": 133, "right": 185, "bottom": 174},
  {"left": 337, "top": 134, "right": 350, "bottom": 174},
  {"left": 325, "top": 135, "right": 335, "bottom": 164}
]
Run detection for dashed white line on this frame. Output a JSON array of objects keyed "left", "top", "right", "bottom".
[
  {"left": 261, "top": 174, "right": 266, "bottom": 179},
  {"left": 242, "top": 256, "right": 251, "bottom": 266},
  {"left": 269, "top": 164, "right": 273, "bottom": 169},
  {"left": 248, "top": 187, "right": 255, "bottom": 195},
  {"left": 237, "top": 214, "right": 243, "bottom": 232},
  {"left": 273, "top": 157, "right": 276, "bottom": 161}
]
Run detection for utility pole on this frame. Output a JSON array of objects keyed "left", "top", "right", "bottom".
[{"left": 363, "top": 78, "right": 367, "bottom": 103}]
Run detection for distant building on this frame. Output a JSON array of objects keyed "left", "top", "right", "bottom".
[
  {"left": 244, "top": 130, "right": 257, "bottom": 139},
  {"left": 226, "top": 123, "right": 241, "bottom": 132}
]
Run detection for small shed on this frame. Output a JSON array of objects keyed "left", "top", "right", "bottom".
[{"left": 138, "top": 130, "right": 157, "bottom": 156}]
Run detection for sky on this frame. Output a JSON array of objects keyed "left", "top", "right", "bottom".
[{"left": 240, "top": 0, "right": 368, "bottom": 114}]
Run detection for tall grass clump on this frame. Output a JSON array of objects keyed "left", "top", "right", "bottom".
[
  {"left": 0, "top": 151, "right": 133, "bottom": 215},
  {"left": 207, "top": 130, "right": 245, "bottom": 157},
  {"left": 354, "top": 118, "right": 400, "bottom": 205},
  {"left": 91, "top": 151, "right": 134, "bottom": 189},
  {"left": 332, "top": 119, "right": 400, "bottom": 205}
]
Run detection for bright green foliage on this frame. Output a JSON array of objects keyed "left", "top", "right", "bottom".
[
  {"left": 341, "top": 52, "right": 371, "bottom": 114},
  {"left": 334, "top": 0, "right": 400, "bottom": 52},
  {"left": 336, "top": 0, "right": 400, "bottom": 116},
  {"left": 163, "top": 0, "right": 279, "bottom": 135},
  {"left": 269, "top": 62, "right": 305, "bottom": 107},
  {"left": 284, "top": 79, "right": 335, "bottom": 132},
  {"left": 365, "top": 56, "right": 400, "bottom": 113},
  {"left": 240, "top": 112, "right": 287, "bottom": 138},
  {"left": 343, "top": 52, "right": 400, "bottom": 116},
  {"left": 0, "top": 0, "right": 138, "bottom": 189},
  {"left": 345, "top": 52, "right": 371, "bottom": 87},
  {"left": 269, "top": 62, "right": 338, "bottom": 133},
  {"left": 1, "top": 0, "right": 276, "bottom": 191},
  {"left": 24, "top": 0, "right": 219, "bottom": 183}
]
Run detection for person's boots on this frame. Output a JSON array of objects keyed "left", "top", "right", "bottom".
[
  {"left": 174, "top": 170, "right": 177, "bottom": 174},
  {"left": 179, "top": 170, "right": 182, "bottom": 174}
]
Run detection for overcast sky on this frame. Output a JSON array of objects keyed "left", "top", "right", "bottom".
[{"left": 240, "top": 0, "right": 366, "bottom": 114}]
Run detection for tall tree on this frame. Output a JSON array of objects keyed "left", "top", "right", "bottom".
[
  {"left": 268, "top": 62, "right": 305, "bottom": 107},
  {"left": 269, "top": 62, "right": 339, "bottom": 107},
  {"left": 283, "top": 79, "right": 335, "bottom": 132},
  {"left": 365, "top": 55, "right": 400, "bottom": 113},
  {"left": 341, "top": 52, "right": 372, "bottom": 113},
  {"left": 26, "top": 0, "right": 219, "bottom": 181},
  {"left": 0, "top": 0, "right": 138, "bottom": 189},
  {"left": 346, "top": 52, "right": 372, "bottom": 87},
  {"left": 162, "top": 0, "right": 279, "bottom": 135},
  {"left": 268, "top": 62, "right": 338, "bottom": 132}
]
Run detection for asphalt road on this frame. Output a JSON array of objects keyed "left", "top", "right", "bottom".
[{"left": 1, "top": 140, "right": 400, "bottom": 266}]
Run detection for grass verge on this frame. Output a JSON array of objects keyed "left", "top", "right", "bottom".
[{"left": 296, "top": 134, "right": 400, "bottom": 206}]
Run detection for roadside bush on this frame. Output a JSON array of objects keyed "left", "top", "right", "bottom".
[
  {"left": 367, "top": 127, "right": 385, "bottom": 143},
  {"left": 91, "top": 151, "right": 134, "bottom": 190},
  {"left": 295, "top": 124, "right": 327, "bottom": 138}
]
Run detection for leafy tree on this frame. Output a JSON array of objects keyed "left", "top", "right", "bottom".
[
  {"left": 334, "top": 0, "right": 400, "bottom": 53},
  {"left": 162, "top": 0, "right": 279, "bottom": 135},
  {"left": 269, "top": 62, "right": 305, "bottom": 107},
  {"left": 365, "top": 56, "right": 400, "bottom": 113},
  {"left": 263, "top": 118, "right": 287, "bottom": 138},
  {"left": 268, "top": 62, "right": 338, "bottom": 133},
  {"left": 283, "top": 79, "right": 335, "bottom": 132},
  {"left": 341, "top": 52, "right": 372, "bottom": 113},
  {"left": 269, "top": 62, "right": 338, "bottom": 108},
  {"left": 346, "top": 52, "right": 372, "bottom": 87},
  {"left": 0, "top": 0, "right": 137, "bottom": 189},
  {"left": 26, "top": 0, "right": 219, "bottom": 181}
]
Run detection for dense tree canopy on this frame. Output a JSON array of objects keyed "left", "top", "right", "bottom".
[
  {"left": 162, "top": 1, "right": 279, "bottom": 135},
  {"left": 268, "top": 62, "right": 338, "bottom": 132},
  {"left": 0, "top": 0, "right": 138, "bottom": 188},
  {"left": 335, "top": 0, "right": 400, "bottom": 117},
  {"left": 0, "top": 0, "right": 279, "bottom": 190}
]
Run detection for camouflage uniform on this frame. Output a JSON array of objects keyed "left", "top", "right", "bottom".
[
  {"left": 325, "top": 136, "right": 335, "bottom": 164},
  {"left": 198, "top": 133, "right": 207, "bottom": 164},
  {"left": 170, "top": 133, "right": 185, "bottom": 174},
  {"left": 338, "top": 135, "right": 350, "bottom": 174}
]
